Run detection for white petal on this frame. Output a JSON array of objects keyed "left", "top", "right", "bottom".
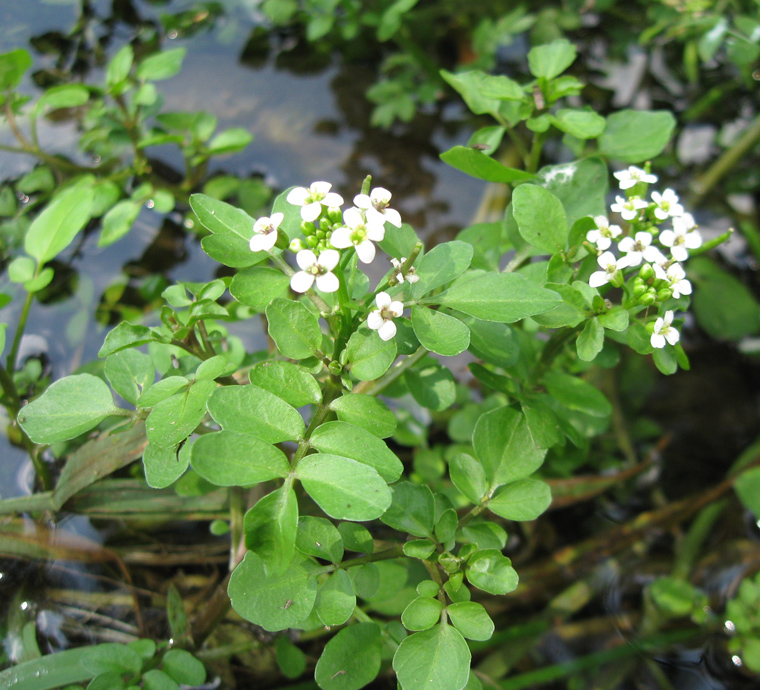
[
  {"left": 659, "top": 230, "right": 675, "bottom": 248},
  {"left": 365, "top": 222, "right": 385, "bottom": 242},
  {"left": 318, "top": 249, "right": 340, "bottom": 271},
  {"left": 296, "top": 249, "right": 317, "bottom": 270},
  {"left": 301, "top": 201, "right": 322, "bottom": 222},
  {"left": 383, "top": 208, "right": 402, "bottom": 228},
  {"left": 598, "top": 251, "right": 616, "bottom": 269},
  {"left": 609, "top": 224, "right": 622, "bottom": 238},
  {"left": 323, "top": 192, "right": 344, "bottom": 207},
  {"left": 311, "top": 181, "right": 332, "bottom": 195},
  {"left": 330, "top": 227, "right": 353, "bottom": 248},
  {"left": 635, "top": 232, "right": 652, "bottom": 247},
  {"left": 651, "top": 333, "right": 666, "bottom": 348},
  {"left": 685, "top": 232, "right": 702, "bottom": 249},
  {"left": 589, "top": 271, "right": 609, "bottom": 288},
  {"left": 270, "top": 212, "right": 284, "bottom": 228},
  {"left": 643, "top": 246, "right": 666, "bottom": 264},
  {"left": 618, "top": 238, "right": 634, "bottom": 253},
  {"left": 367, "top": 311, "right": 384, "bottom": 330},
  {"left": 663, "top": 311, "right": 674, "bottom": 326},
  {"left": 671, "top": 246, "right": 689, "bottom": 262},
  {"left": 354, "top": 193, "right": 371, "bottom": 209},
  {"left": 250, "top": 232, "right": 277, "bottom": 252},
  {"left": 291, "top": 271, "right": 315, "bottom": 293},
  {"left": 668, "top": 263, "right": 686, "bottom": 280},
  {"left": 377, "top": 320, "right": 397, "bottom": 341},
  {"left": 389, "top": 301, "right": 404, "bottom": 317},
  {"left": 287, "top": 187, "right": 309, "bottom": 205},
  {"left": 665, "top": 328, "right": 680, "bottom": 346},
  {"left": 375, "top": 291, "right": 392, "bottom": 309},
  {"left": 343, "top": 207, "right": 364, "bottom": 229},
  {"left": 315, "top": 271, "right": 339, "bottom": 293},
  {"left": 371, "top": 187, "right": 392, "bottom": 204},
  {"left": 653, "top": 264, "right": 667, "bottom": 280},
  {"left": 355, "top": 239, "right": 376, "bottom": 264}
]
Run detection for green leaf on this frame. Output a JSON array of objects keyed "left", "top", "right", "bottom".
[
  {"left": 143, "top": 669, "right": 179, "bottom": 690},
  {"left": 8, "top": 256, "right": 36, "bottom": 283},
  {"left": 487, "top": 478, "right": 552, "bottom": 521},
  {"left": 379, "top": 222, "right": 419, "bottom": 259},
  {"left": 162, "top": 650, "right": 205, "bottom": 686},
  {"left": 191, "top": 430, "right": 290, "bottom": 486},
  {"left": 403, "top": 539, "right": 436, "bottom": 559},
  {"left": 405, "top": 361, "right": 456, "bottom": 412},
  {"left": 577, "top": 317, "right": 604, "bottom": 361},
  {"left": 551, "top": 109, "right": 606, "bottom": 139},
  {"left": 34, "top": 84, "right": 90, "bottom": 115},
  {"left": 98, "top": 322, "right": 155, "bottom": 358},
  {"left": 411, "top": 240, "right": 473, "bottom": 298},
  {"left": 447, "top": 602, "right": 494, "bottom": 641},
  {"left": 598, "top": 306, "right": 629, "bottom": 331},
  {"left": 266, "top": 298, "right": 323, "bottom": 359},
  {"left": 25, "top": 183, "right": 94, "bottom": 264},
  {"left": 316, "top": 569, "right": 356, "bottom": 626},
  {"left": 380, "top": 481, "right": 435, "bottom": 538},
  {"left": 440, "top": 69, "right": 504, "bottom": 116},
  {"left": 107, "top": 44, "right": 133, "bottom": 87},
  {"left": 136, "top": 48, "right": 187, "bottom": 81},
  {"left": 143, "top": 441, "right": 190, "bottom": 489},
  {"left": 734, "top": 467, "right": 760, "bottom": 517},
  {"left": 411, "top": 307, "right": 470, "bottom": 357},
  {"left": 528, "top": 39, "right": 577, "bottom": 80},
  {"left": 17, "top": 374, "right": 116, "bottom": 445},
  {"left": 402, "top": 596, "right": 444, "bottom": 631},
  {"left": 296, "top": 454, "right": 392, "bottom": 521},
  {"left": 690, "top": 256, "right": 760, "bottom": 340},
  {"left": 338, "top": 522, "right": 374, "bottom": 554},
  {"left": 228, "top": 552, "right": 317, "bottom": 631},
  {"left": 276, "top": 637, "right": 306, "bottom": 680},
  {"left": 431, "top": 272, "right": 561, "bottom": 323},
  {"left": 543, "top": 372, "right": 612, "bottom": 417},
  {"left": 466, "top": 550, "right": 519, "bottom": 595},
  {"left": 297, "top": 516, "right": 344, "bottom": 563},
  {"left": 249, "top": 361, "right": 322, "bottom": 408},
  {"left": 191, "top": 194, "right": 260, "bottom": 267},
  {"left": 201, "top": 232, "right": 262, "bottom": 268},
  {"left": 521, "top": 398, "right": 563, "bottom": 449},
  {"left": 449, "top": 453, "right": 487, "bottom": 504},
  {"left": 244, "top": 484, "right": 298, "bottom": 575},
  {"left": 310, "top": 421, "right": 403, "bottom": 482},
  {"left": 466, "top": 319, "right": 519, "bottom": 367},
  {"left": 329, "top": 394, "right": 397, "bottom": 438},
  {"left": 105, "top": 349, "right": 154, "bottom": 406},
  {"left": 208, "top": 128, "right": 253, "bottom": 154},
  {"left": 440, "top": 146, "right": 536, "bottom": 184},
  {"left": 230, "top": 266, "right": 291, "bottom": 312},
  {"left": 512, "top": 184, "right": 568, "bottom": 254},
  {"left": 207, "top": 384, "right": 305, "bottom": 443},
  {"left": 599, "top": 110, "right": 676, "bottom": 163},
  {"left": 473, "top": 406, "right": 546, "bottom": 488},
  {"left": 537, "top": 158, "right": 609, "bottom": 227},
  {"left": 145, "top": 380, "right": 217, "bottom": 448},
  {"left": 314, "top": 623, "right": 382, "bottom": 690},
  {"left": 137, "top": 377, "right": 189, "bottom": 408},
  {"left": 0, "top": 49, "right": 32, "bottom": 89},
  {"left": 393, "top": 623, "right": 471, "bottom": 690},
  {"left": 81, "top": 643, "right": 143, "bottom": 674},
  {"left": 99, "top": 200, "right": 141, "bottom": 248},
  {"left": 345, "top": 328, "right": 397, "bottom": 381}
]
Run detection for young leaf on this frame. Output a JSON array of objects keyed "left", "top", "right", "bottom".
[
  {"left": 393, "top": 623, "right": 471, "bottom": 690},
  {"left": 430, "top": 272, "right": 561, "bottom": 323},
  {"left": 411, "top": 240, "right": 473, "bottom": 299},
  {"left": 466, "top": 319, "right": 519, "bottom": 368},
  {"left": 145, "top": 379, "right": 217, "bottom": 448},
  {"left": 136, "top": 47, "right": 186, "bottom": 81},
  {"left": 466, "top": 550, "right": 519, "bottom": 595},
  {"left": 191, "top": 430, "right": 290, "bottom": 486},
  {"left": 249, "top": 361, "right": 322, "bottom": 408},
  {"left": 25, "top": 183, "right": 94, "bottom": 264},
  {"left": 512, "top": 184, "right": 568, "bottom": 254},
  {"left": 316, "top": 569, "right": 356, "bottom": 626},
  {"left": 599, "top": 110, "right": 676, "bottom": 164},
  {"left": 328, "top": 394, "right": 397, "bottom": 438},
  {"left": 577, "top": 317, "right": 604, "bottom": 362},
  {"left": 314, "top": 623, "right": 382, "bottom": 690},
  {"left": 228, "top": 552, "right": 318, "bottom": 631},
  {"left": 230, "top": 266, "right": 291, "bottom": 312},
  {"left": 449, "top": 453, "right": 487, "bottom": 504},
  {"left": 98, "top": 322, "right": 156, "bottom": 358},
  {"left": 345, "top": 328, "right": 397, "bottom": 381},
  {"left": 208, "top": 128, "right": 253, "bottom": 154},
  {"left": 143, "top": 441, "right": 190, "bottom": 489},
  {"left": 162, "top": 650, "right": 205, "bottom": 686},
  {"left": 98, "top": 200, "right": 141, "bottom": 248},
  {"left": 297, "top": 516, "right": 344, "bottom": 563},
  {"left": 440, "top": 146, "right": 535, "bottom": 184},
  {"left": 244, "top": 484, "right": 298, "bottom": 575},
  {"left": 543, "top": 372, "right": 612, "bottom": 418},
  {"left": 17, "top": 374, "right": 117, "bottom": 445},
  {"left": 411, "top": 307, "right": 470, "bottom": 356},
  {"left": 296, "top": 454, "right": 392, "bottom": 521},
  {"left": 401, "top": 596, "right": 444, "bottom": 631},
  {"left": 405, "top": 361, "right": 456, "bottom": 412},
  {"left": 473, "top": 406, "right": 546, "bottom": 488},
  {"left": 207, "top": 384, "right": 305, "bottom": 443},
  {"left": 487, "top": 478, "right": 552, "bottom": 521},
  {"left": 338, "top": 522, "right": 374, "bottom": 554},
  {"left": 380, "top": 481, "right": 435, "bottom": 538},
  {"left": 309, "top": 421, "right": 403, "bottom": 482},
  {"left": 0, "top": 49, "right": 33, "bottom": 89},
  {"left": 266, "top": 298, "right": 323, "bottom": 359},
  {"left": 276, "top": 637, "right": 307, "bottom": 680},
  {"left": 551, "top": 109, "right": 606, "bottom": 140},
  {"left": 105, "top": 349, "right": 154, "bottom": 406},
  {"left": 537, "top": 158, "right": 609, "bottom": 226},
  {"left": 190, "top": 193, "right": 259, "bottom": 267},
  {"left": 527, "top": 39, "right": 577, "bottom": 80},
  {"left": 446, "top": 601, "right": 494, "bottom": 641}
]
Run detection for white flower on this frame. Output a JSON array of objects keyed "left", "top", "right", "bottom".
[
  {"left": 650, "top": 310, "right": 679, "bottom": 348},
  {"left": 654, "top": 262, "right": 692, "bottom": 298},
  {"left": 290, "top": 249, "right": 340, "bottom": 293},
  {"left": 611, "top": 195, "right": 649, "bottom": 221},
  {"left": 390, "top": 257, "right": 419, "bottom": 284},
  {"left": 286, "top": 181, "right": 344, "bottom": 222},
  {"left": 586, "top": 216, "right": 623, "bottom": 250},
  {"left": 618, "top": 232, "right": 665, "bottom": 267},
  {"left": 354, "top": 187, "right": 402, "bottom": 228},
  {"left": 589, "top": 251, "right": 632, "bottom": 288},
  {"left": 659, "top": 217, "right": 702, "bottom": 262},
  {"left": 330, "top": 208, "right": 385, "bottom": 264},
  {"left": 650, "top": 189, "right": 684, "bottom": 221},
  {"left": 367, "top": 292, "right": 404, "bottom": 341},
  {"left": 613, "top": 166, "right": 658, "bottom": 190},
  {"left": 249, "top": 212, "right": 284, "bottom": 253}
]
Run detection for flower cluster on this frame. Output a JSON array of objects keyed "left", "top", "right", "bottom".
[
  {"left": 586, "top": 166, "right": 702, "bottom": 349},
  {"left": 249, "top": 179, "right": 410, "bottom": 342}
]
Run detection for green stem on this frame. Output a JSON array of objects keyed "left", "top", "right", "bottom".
[
  {"left": 6, "top": 289, "right": 34, "bottom": 373},
  {"left": 526, "top": 131, "right": 547, "bottom": 174}
]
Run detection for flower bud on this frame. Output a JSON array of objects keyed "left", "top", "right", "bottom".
[
  {"left": 639, "top": 291, "right": 656, "bottom": 307},
  {"left": 645, "top": 320, "right": 656, "bottom": 334},
  {"left": 305, "top": 235, "right": 319, "bottom": 248},
  {"left": 632, "top": 276, "right": 645, "bottom": 289},
  {"left": 657, "top": 288, "right": 673, "bottom": 302},
  {"left": 289, "top": 238, "right": 306, "bottom": 253},
  {"left": 633, "top": 283, "right": 648, "bottom": 297},
  {"left": 639, "top": 264, "right": 655, "bottom": 281},
  {"left": 301, "top": 221, "right": 316, "bottom": 236},
  {"left": 316, "top": 229, "right": 326, "bottom": 239},
  {"left": 319, "top": 217, "right": 331, "bottom": 231},
  {"left": 327, "top": 207, "right": 342, "bottom": 223}
]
